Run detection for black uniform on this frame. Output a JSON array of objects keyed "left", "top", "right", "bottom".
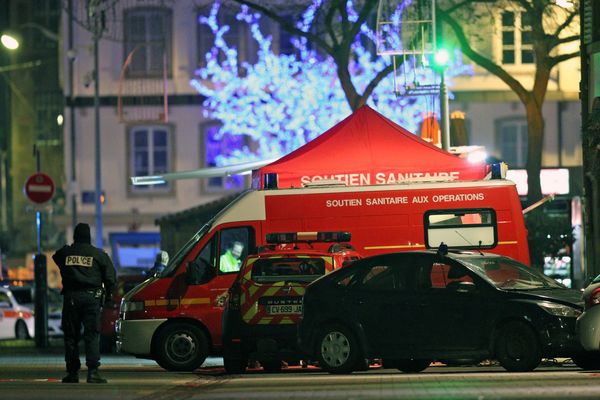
[{"left": 52, "top": 223, "right": 116, "bottom": 382}]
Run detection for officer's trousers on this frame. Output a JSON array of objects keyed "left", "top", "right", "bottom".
[{"left": 62, "top": 290, "right": 102, "bottom": 372}]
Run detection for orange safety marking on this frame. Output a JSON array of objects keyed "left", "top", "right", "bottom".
[
  {"left": 364, "top": 244, "right": 424, "bottom": 250},
  {"left": 144, "top": 298, "right": 210, "bottom": 307}
]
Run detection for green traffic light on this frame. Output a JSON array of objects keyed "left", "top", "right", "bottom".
[{"left": 434, "top": 48, "right": 450, "bottom": 67}]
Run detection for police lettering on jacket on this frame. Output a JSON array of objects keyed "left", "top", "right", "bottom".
[{"left": 66, "top": 255, "right": 94, "bottom": 267}]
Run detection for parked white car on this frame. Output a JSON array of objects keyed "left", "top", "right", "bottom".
[
  {"left": 577, "top": 274, "right": 600, "bottom": 351},
  {"left": 0, "top": 287, "right": 35, "bottom": 340}
]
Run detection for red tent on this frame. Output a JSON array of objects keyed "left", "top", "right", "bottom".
[{"left": 253, "top": 105, "right": 488, "bottom": 189}]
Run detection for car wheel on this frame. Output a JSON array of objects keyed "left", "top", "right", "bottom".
[
  {"left": 261, "top": 360, "right": 282, "bottom": 373},
  {"left": 318, "top": 324, "right": 360, "bottom": 374},
  {"left": 572, "top": 352, "right": 600, "bottom": 370},
  {"left": 396, "top": 358, "right": 432, "bottom": 373},
  {"left": 494, "top": 321, "right": 541, "bottom": 372},
  {"left": 15, "top": 320, "right": 30, "bottom": 339},
  {"left": 154, "top": 322, "right": 208, "bottom": 371}
]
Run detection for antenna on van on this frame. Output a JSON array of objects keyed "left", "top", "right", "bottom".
[{"left": 437, "top": 242, "right": 448, "bottom": 256}]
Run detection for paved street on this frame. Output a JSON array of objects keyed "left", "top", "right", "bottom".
[{"left": 1, "top": 345, "right": 600, "bottom": 400}]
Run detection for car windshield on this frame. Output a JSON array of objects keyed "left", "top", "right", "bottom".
[
  {"left": 461, "top": 256, "right": 564, "bottom": 290},
  {"left": 592, "top": 274, "right": 600, "bottom": 284},
  {"left": 250, "top": 257, "right": 326, "bottom": 284}
]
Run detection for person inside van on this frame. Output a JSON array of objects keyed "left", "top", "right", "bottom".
[
  {"left": 220, "top": 241, "right": 244, "bottom": 273},
  {"left": 146, "top": 251, "right": 169, "bottom": 277}
]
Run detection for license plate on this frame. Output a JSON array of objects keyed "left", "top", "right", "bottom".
[{"left": 265, "top": 304, "right": 303, "bottom": 315}]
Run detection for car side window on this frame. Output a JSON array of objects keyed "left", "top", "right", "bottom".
[
  {"left": 360, "top": 265, "right": 400, "bottom": 290},
  {"left": 0, "top": 292, "right": 10, "bottom": 307},
  {"left": 417, "top": 257, "right": 474, "bottom": 291}
]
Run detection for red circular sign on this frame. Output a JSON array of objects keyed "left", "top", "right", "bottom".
[{"left": 24, "top": 173, "right": 55, "bottom": 204}]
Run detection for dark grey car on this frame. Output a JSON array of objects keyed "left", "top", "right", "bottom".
[{"left": 298, "top": 250, "right": 600, "bottom": 373}]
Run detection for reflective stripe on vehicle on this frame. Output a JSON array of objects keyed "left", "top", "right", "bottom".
[{"left": 144, "top": 298, "right": 210, "bottom": 307}]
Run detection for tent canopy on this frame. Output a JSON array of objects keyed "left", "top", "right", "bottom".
[{"left": 253, "top": 105, "right": 487, "bottom": 189}]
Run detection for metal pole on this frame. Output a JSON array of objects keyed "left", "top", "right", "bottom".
[
  {"left": 36, "top": 210, "right": 41, "bottom": 254},
  {"left": 34, "top": 146, "right": 41, "bottom": 253},
  {"left": 0, "top": 152, "right": 7, "bottom": 228},
  {"left": 440, "top": 70, "right": 451, "bottom": 151},
  {"left": 68, "top": 0, "right": 77, "bottom": 231},
  {"left": 93, "top": 27, "right": 103, "bottom": 249}
]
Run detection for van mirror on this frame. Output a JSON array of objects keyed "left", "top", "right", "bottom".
[{"left": 186, "top": 259, "right": 215, "bottom": 285}]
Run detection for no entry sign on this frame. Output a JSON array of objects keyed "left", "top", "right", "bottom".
[{"left": 24, "top": 173, "right": 55, "bottom": 204}]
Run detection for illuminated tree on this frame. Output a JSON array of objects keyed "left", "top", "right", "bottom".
[{"left": 191, "top": 1, "right": 471, "bottom": 166}]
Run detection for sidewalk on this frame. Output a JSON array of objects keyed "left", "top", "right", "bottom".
[{"left": 0, "top": 338, "right": 223, "bottom": 368}]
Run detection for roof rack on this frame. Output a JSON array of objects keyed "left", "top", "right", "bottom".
[{"left": 302, "top": 179, "right": 347, "bottom": 188}]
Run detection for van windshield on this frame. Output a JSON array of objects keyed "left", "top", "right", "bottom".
[{"left": 161, "top": 223, "right": 210, "bottom": 276}]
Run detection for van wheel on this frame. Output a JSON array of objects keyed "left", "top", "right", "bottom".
[
  {"left": 261, "top": 360, "right": 282, "bottom": 373},
  {"left": 396, "top": 358, "right": 431, "bottom": 373},
  {"left": 495, "top": 321, "right": 541, "bottom": 372},
  {"left": 15, "top": 320, "right": 30, "bottom": 339},
  {"left": 155, "top": 322, "right": 208, "bottom": 371},
  {"left": 318, "top": 324, "right": 360, "bottom": 374}
]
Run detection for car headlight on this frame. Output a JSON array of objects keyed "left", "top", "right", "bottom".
[
  {"left": 538, "top": 302, "right": 581, "bottom": 318},
  {"left": 121, "top": 300, "right": 144, "bottom": 313}
]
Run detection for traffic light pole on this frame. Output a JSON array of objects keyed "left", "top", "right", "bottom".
[
  {"left": 440, "top": 70, "right": 451, "bottom": 151},
  {"left": 32, "top": 147, "right": 48, "bottom": 348}
]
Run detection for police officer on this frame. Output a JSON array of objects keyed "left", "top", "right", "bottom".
[{"left": 52, "top": 223, "right": 116, "bottom": 384}]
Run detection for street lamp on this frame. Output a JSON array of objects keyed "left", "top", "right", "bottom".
[{"left": 1, "top": 33, "right": 19, "bottom": 50}]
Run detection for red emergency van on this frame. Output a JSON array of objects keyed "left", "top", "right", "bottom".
[{"left": 116, "top": 177, "right": 529, "bottom": 371}]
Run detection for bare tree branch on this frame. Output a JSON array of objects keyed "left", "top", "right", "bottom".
[
  {"left": 554, "top": 34, "right": 580, "bottom": 46},
  {"left": 549, "top": 50, "right": 580, "bottom": 67},
  {"left": 359, "top": 63, "right": 395, "bottom": 106},
  {"left": 324, "top": 3, "right": 340, "bottom": 47},
  {"left": 551, "top": 7, "right": 579, "bottom": 38},
  {"left": 346, "top": 0, "right": 378, "bottom": 48},
  {"left": 230, "top": 0, "right": 333, "bottom": 53}
]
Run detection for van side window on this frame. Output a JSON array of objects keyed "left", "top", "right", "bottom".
[
  {"left": 219, "top": 227, "right": 255, "bottom": 274},
  {"left": 196, "top": 235, "right": 217, "bottom": 269},
  {"left": 424, "top": 208, "right": 497, "bottom": 250}
]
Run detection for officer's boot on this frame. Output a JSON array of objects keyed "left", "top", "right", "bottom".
[
  {"left": 87, "top": 369, "right": 107, "bottom": 384},
  {"left": 61, "top": 372, "right": 79, "bottom": 383}
]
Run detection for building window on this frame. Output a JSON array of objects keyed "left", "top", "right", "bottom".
[
  {"left": 124, "top": 7, "right": 172, "bottom": 78},
  {"left": 201, "top": 122, "right": 245, "bottom": 192},
  {"left": 496, "top": 118, "right": 528, "bottom": 168},
  {"left": 129, "top": 125, "right": 172, "bottom": 192},
  {"left": 500, "top": 10, "right": 533, "bottom": 65}
]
